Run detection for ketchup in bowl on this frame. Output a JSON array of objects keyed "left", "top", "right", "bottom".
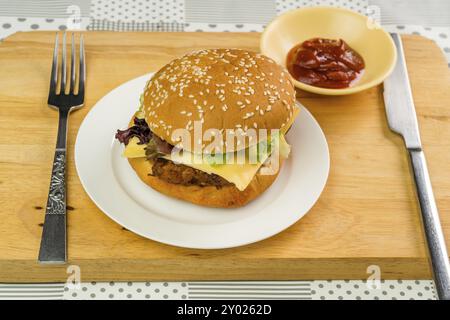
[{"left": 286, "top": 38, "right": 365, "bottom": 89}]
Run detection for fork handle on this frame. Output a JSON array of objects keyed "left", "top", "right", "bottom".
[
  {"left": 410, "top": 149, "right": 450, "bottom": 300},
  {"left": 38, "top": 111, "right": 69, "bottom": 263}
]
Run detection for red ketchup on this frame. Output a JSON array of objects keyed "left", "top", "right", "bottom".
[{"left": 286, "top": 38, "right": 365, "bottom": 89}]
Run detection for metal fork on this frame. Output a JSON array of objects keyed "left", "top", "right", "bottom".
[{"left": 38, "top": 32, "right": 85, "bottom": 263}]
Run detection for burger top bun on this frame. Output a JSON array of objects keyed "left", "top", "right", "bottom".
[{"left": 142, "top": 48, "right": 297, "bottom": 154}]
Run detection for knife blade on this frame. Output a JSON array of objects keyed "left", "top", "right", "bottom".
[
  {"left": 383, "top": 34, "right": 421, "bottom": 150},
  {"left": 383, "top": 33, "right": 450, "bottom": 300}
]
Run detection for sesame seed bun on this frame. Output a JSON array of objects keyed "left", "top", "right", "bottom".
[
  {"left": 142, "top": 49, "right": 296, "bottom": 153},
  {"left": 128, "top": 157, "right": 282, "bottom": 208}
]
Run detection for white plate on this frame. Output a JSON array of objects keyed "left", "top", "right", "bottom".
[{"left": 75, "top": 73, "right": 330, "bottom": 249}]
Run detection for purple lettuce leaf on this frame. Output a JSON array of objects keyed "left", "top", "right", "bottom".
[{"left": 115, "top": 117, "right": 152, "bottom": 145}]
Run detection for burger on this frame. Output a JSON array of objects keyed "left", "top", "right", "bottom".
[{"left": 115, "top": 49, "right": 299, "bottom": 208}]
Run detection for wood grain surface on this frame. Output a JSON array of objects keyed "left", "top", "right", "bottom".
[{"left": 0, "top": 32, "right": 449, "bottom": 282}]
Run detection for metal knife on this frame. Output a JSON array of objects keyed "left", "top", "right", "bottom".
[{"left": 383, "top": 33, "right": 450, "bottom": 300}]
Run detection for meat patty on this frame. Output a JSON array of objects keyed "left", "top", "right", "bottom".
[{"left": 151, "top": 158, "right": 232, "bottom": 188}]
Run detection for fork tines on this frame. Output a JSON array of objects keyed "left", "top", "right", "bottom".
[{"left": 48, "top": 32, "right": 85, "bottom": 103}]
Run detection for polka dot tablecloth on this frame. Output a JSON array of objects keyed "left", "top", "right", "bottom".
[
  {"left": 66, "top": 282, "right": 189, "bottom": 300},
  {"left": 0, "top": 0, "right": 449, "bottom": 300},
  {"left": 0, "top": 280, "right": 437, "bottom": 300}
]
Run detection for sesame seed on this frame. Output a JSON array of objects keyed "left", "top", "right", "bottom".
[{"left": 242, "top": 112, "right": 254, "bottom": 119}]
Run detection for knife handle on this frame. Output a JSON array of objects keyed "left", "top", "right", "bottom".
[{"left": 409, "top": 149, "right": 450, "bottom": 300}]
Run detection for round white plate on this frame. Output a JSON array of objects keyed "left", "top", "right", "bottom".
[{"left": 75, "top": 73, "right": 329, "bottom": 249}]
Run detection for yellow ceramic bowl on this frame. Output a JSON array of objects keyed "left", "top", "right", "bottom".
[{"left": 260, "top": 6, "right": 397, "bottom": 95}]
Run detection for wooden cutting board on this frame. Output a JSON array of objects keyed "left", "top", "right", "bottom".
[{"left": 0, "top": 32, "right": 449, "bottom": 282}]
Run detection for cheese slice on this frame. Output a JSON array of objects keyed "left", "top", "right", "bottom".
[
  {"left": 120, "top": 110, "right": 148, "bottom": 158},
  {"left": 122, "top": 133, "right": 291, "bottom": 191},
  {"left": 123, "top": 107, "right": 299, "bottom": 158},
  {"left": 163, "top": 132, "right": 291, "bottom": 190},
  {"left": 120, "top": 106, "right": 299, "bottom": 190},
  {"left": 164, "top": 149, "right": 270, "bottom": 192},
  {"left": 122, "top": 137, "right": 147, "bottom": 158}
]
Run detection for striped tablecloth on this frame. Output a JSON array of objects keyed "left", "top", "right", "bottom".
[{"left": 0, "top": 0, "right": 449, "bottom": 300}]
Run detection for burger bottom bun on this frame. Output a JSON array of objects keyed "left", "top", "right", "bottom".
[{"left": 128, "top": 157, "right": 282, "bottom": 208}]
